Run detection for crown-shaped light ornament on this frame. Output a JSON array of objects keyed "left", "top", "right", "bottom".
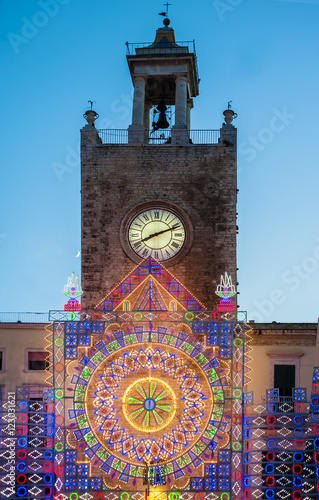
[
  {"left": 215, "top": 272, "right": 236, "bottom": 312},
  {"left": 63, "top": 272, "right": 82, "bottom": 311}
]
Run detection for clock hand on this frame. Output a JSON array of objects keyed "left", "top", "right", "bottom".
[{"left": 141, "top": 225, "right": 180, "bottom": 243}]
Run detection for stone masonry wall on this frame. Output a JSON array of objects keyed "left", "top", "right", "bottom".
[{"left": 81, "top": 128, "right": 237, "bottom": 310}]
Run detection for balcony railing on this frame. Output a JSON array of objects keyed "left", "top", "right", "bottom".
[
  {"left": 190, "top": 129, "right": 220, "bottom": 144},
  {"left": 126, "top": 40, "right": 196, "bottom": 56},
  {"left": 97, "top": 129, "right": 128, "bottom": 144},
  {"left": 126, "top": 40, "right": 199, "bottom": 84},
  {"left": 97, "top": 129, "right": 220, "bottom": 145},
  {"left": 0, "top": 312, "right": 49, "bottom": 323}
]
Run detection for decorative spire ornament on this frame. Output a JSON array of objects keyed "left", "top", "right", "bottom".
[
  {"left": 215, "top": 272, "right": 236, "bottom": 312},
  {"left": 63, "top": 272, "right": 82, "bottom": 311}
]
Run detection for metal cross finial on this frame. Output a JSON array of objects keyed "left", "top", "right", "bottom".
[
  {"left": 88, "top": 100, "right": 96, "bottom": 110},
  {"left": 164, "top": 2, "right": 171, "bottom": 16}
]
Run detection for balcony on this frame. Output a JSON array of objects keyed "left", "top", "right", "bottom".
[
  {"left": 126, "top": 40, "right": 197, "bottom": 56},
  {"left": 97, "top": 129, "right": 221, "bottom": 145},
  {"left": 126, "top": 40, "right": 199, "bottom": 81}
]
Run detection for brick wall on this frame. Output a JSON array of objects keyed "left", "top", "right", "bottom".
[{"left": 81, "top": 128, "right": 237, "bottom": 310}]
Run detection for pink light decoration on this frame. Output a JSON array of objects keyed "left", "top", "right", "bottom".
[
  {"left": 63, "top": 272, "right": 82, "bottom": 311},
  {"left": 215, "top": 272, "right": 236, "bottom": 312}
]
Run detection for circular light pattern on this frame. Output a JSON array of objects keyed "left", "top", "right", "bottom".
[
  {"left": 16, "top": 487, "right": 27, "bottom": 497},
  {"left": 69, "top": 326, "right": 228, "bottom": 485},
  {"left": 18, "top": 401, "right": 28, "bottom": 411},
  {"left": 88, "top": 346, "right": 209, "bottom": 464},
  {"left": 55, "top": 415, "right": 64, "bottom": 426},
  {"left": 17, "top": 438, "right": 27, "bottom": 447},
  {"left": 123, "top": 377, "right": 176, "bottom": 432}
]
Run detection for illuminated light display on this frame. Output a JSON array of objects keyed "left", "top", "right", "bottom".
[
  {"left": 95, "top": 258, "right": 206, "bottom": 312},
  {"left": 46, "top": 259, "right": 248, "bottom": 498},
  {"left": 215, "top": 273, "right": 236, "bottom": 312},
  {"left": 122, "top": 377, "right": 177, "bottom": 432},
  {"left": 12, "top": 258, "right": 319, "bottom": 500},
  {"left": 0, "top": 389, "right": 55, "bottom": 500},
  {"left": 242, "top": 366, "right": 319, "bottom": 499},
  {"left": 64, "top": 272, "right": 82, "bottom": 312},
  {"left": 70, "top": 331, "right": 222, "bottom": 484}
]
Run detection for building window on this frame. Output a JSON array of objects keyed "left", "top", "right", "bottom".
[
  {"left": 274, "top": 364, "right": 295, "bottom": 397},
  {"left": 0, "top": 350, "right": 4, "bottom": 372},
  {"left": 26, "top": 351, "right": 49, "bottom": 371},
  {"left": 268, "top": 352, "right": 303, "bottom": 397}
]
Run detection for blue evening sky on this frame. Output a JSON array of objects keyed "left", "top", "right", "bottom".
[{"left": 1, "top": 0, "right": 319, "bottom": 322}]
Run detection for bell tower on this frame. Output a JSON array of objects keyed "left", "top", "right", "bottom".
[
  {"left": 81, "top": 16, "right": 237, "bottom": 310},
  {"left": 127, "top": 16, "right": 198, "bottom": 145}
]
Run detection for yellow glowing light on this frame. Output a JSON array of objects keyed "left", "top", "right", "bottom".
[
  {"left": 45, "top": 323, "right": 54, "bottom": 386},
  {"left": 122, "top": 377, "right": 177, "bottom": 433},
  {"left": 242, "top": 323, "right": 254, "bottom": 386}
]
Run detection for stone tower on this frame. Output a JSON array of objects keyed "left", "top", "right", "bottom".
[{"left": 81, "top": 18, "right": 237, "bottom": 310}]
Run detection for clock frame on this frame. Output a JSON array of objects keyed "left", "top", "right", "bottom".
[{"left": 120, "top": 201, "right": 193, "bottom": 265}]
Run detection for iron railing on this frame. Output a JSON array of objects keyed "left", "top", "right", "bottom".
[
  {"left": 190, "top": 129, "right": 220, "bottom": 144},
  {"left": 148, "top": 130, "right": 172, "bottom": 143},
  {"left": 126, "top": 40, "right": 196, "bottom": 55},
  {"left": 0, "top": 312, "right": 49, "bottom": 323},
  {"left": 97, "top": 129, "right": 128, "bottom": 144},
  {"left": 97, "top": 129, "right": 220, "bottom": 145},
  {"left": 126, "top": 40, "right": 199, "bottom": 83}
]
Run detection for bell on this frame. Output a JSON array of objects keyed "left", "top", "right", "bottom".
[{"left": 153, "top": 99, "right": 170, "bottom": 130}]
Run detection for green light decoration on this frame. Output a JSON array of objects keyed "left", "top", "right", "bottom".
[{"left": 123, "top": 377, "right": 176, "bottom": 432}]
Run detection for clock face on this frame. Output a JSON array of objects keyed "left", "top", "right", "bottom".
[{"left": 128, "top": 208, "right": 186, "bottom": 261}]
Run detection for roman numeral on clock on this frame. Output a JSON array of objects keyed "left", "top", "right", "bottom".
[{"left": 127, "top": 207, "right": 187, "bottom": 262}]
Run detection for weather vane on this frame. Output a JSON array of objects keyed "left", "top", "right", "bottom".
[{"left": 159, "top": 2, "right": 171, "bottom": 18}]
